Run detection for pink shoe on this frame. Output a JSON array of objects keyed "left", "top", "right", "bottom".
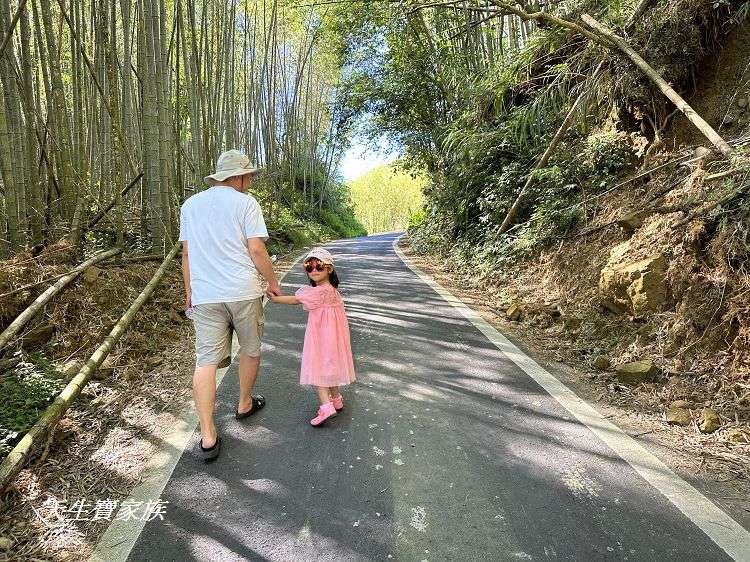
[
  {"left": 310, "top": 402, "right": 337, "bottom": 427},
  {"left": 332, "top": 395, "right": 344, "bottom": 411}
]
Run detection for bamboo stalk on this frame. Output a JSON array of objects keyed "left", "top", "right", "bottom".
[
  {"left": 0, "top": 242, "right": 180, "bottom": 492},
  {"left": 0, "top": 247, "right": 123, "bottom": 351},
  {"left": 0, "top": 0, "right": 28, "bottom": 59},
  {"left": 87, "top": 172, "right": 144, "bottom": 229}
]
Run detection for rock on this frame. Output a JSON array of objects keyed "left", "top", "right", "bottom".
[
  {"left": 669, "top": 400, "right": 692, "bottom": 409},
  {"left": 698, "top": 408, "right": 720, "bottom": 434},
  {"left": 56, "top": 359, "right": 83, "bottom": 380},
  {"left": 83, "top": 266, "right": 103, "bottom": 285},
  {"left": 145, "top": 356, "right": 163, "bottom": 370},
  {"left": 666, "top": 407, "right": 691, "bottom": 426},
  {"left": 726, "top": 428, "right": 750, "bottom": 444},
  {"left": 93, "top": 356, "right": 117, "bottom": 380},
  {"left": 616, "top": 209, "right": 651, "bottom": 234},
  {"left": 506, "top": 304, "right": 522, "bottom": 322},
  {"left": 21, "top": 324, "right": 55, "bottom": 349},
  {"left": 737, "top": 98, "right": 748, "bottom": 109},
  {"left": 593, "top": 355, "right": 611, "bottom": 370},
  {"left": 693, "top": 146, "right": 712, "bottom": 159},
  {"left": 0, "top": 537, "right": 13, "bottom": 552},
  {"left": 599, "top": 243, "right": 666, "bottom": 316},
  {"left": 169, "top": 308, "right": 185, "bottom": 324},
  {"left": 615, "top": 360, "right": 660, "bottom": 385}
]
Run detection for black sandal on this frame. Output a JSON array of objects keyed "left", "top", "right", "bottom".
[
  {"left": 235, "top": 394, "right": 266, "bottom": 420},
  {"left": 199, "top": 436, "right": 221, "bottom": 461}
]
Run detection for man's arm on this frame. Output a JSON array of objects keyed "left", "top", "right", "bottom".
[
  {"left": 181, "top": 241, "right": 192, "bottom": 308},
  {"left": 247, "top": 237, "right": 282, "bottom": 296}
]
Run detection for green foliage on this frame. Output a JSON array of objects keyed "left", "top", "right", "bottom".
[
  {"left": 331, "top": 0, "right": 744, "bottom": 274},
  {"left": 286, "top": 228, "right": 313, "bottom": 247},
  {"left": 408, "top": 207, "right": 427, "bottom": 230},
  {"left": 264, "top": 193, "right": 366, "bottom": 254},
  {"left": 348, "top": 163, "right": 425, "bottom": 233},
  {"left": 0, "top": 354, "right": 65, "bottom": 460},
  {"left": 584, "top": 130, "right": 634, "bottom": 176},
  {"left": 320, "top": 208, "right": 367, "bottom": 238}
]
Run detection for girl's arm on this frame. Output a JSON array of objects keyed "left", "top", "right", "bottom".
[{"left": 270, "top": 295, "right": 300, "bottom": 305}]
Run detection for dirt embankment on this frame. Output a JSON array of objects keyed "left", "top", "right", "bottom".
[{"left": 672, "top": 19, "right": 750, "bottom": 148}]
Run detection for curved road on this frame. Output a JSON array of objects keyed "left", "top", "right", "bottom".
[{"left": 116, "top": 233, "right": 747, "bottom": 561}]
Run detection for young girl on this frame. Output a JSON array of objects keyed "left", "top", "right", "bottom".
[{"left": 271, "top": 248, "right": 356, "bottom": 426}]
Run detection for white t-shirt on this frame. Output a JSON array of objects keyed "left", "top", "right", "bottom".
[{"left": 178, "top": 186, "right": 269, "bottom": 305}]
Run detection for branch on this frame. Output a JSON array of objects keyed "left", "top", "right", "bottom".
[
  {"left": 624, "top": 0, "right": 655, "bottom": 32},
  {"left": 86, "top": 172, "right": 144, "bottom": 230},
  {"left": 497, "top": 62, "right": 603, "bottom": 234},
  {"left": 487, "top": 1, "right": 615, "bottom": 46}
]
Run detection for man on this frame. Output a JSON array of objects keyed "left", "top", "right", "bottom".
[{"left": 179, "top": 149, "right": 282, "bottom": 461}]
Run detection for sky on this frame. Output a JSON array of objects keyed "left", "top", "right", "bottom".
[{"left": 339, "top": 138, "right": 399, "bottom": 182}]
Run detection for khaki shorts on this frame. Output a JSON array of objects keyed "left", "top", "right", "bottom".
[{"left": 191, "top": 298, "right": 264, "bottom": 367}]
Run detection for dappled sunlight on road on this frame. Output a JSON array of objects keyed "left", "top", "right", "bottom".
[{"left": 123, "top": 233, "right": 738, "bottom": 561}]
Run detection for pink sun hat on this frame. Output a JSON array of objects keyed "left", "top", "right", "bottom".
[{"left": 304, "top": 248, "right": 334, "bottom": 266}]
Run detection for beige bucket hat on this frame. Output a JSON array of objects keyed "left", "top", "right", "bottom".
[
  {"left": 304, "top": 247, "right": 334, "bottom": 266},
  {"left": 204, "top": 149, "right": 261, "bottom": 185}
]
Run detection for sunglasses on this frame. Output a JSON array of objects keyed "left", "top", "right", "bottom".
[{"left": 304, "top": 262, "right": 329, "bottom": 273}]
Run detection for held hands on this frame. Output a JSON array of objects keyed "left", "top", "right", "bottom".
[{"left": 266, "top": 281, "right": 283, "bottom": 298}]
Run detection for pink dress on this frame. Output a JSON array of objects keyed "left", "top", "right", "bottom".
[{"left": 295, "top": 283, "right": 356, "bottom": 387}]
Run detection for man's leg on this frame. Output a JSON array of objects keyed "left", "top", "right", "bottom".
[
  {"left": 193, "top": 365, "right": 218, "bottom": 448},
  {"left": 237, "top": 352, "right": 260, "bottom": 415},
  {"left": 191, "top": 303, "right": 230, "bottom": 450},
  {"left": 232, "top": 298, "right": 265, "bottom": 416}
]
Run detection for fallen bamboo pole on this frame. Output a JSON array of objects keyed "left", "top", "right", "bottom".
[
  {"left": 581, "top": 14, "right": 734, "bottom": 159},
  {"left": 103, "top": 253, "right": 178, "bottom": 265},
  {"left": 0, "top": 242, "right": 180, "bottom": 492},
  {"left": 86, "top": 172, "right": 144, "bottom": 230},
  {"left": 0, "top": 247, "right": 123, "bottom": 352},
  {"left": 498, "top": 63, "right": 603, "bottom": 235},
  {"left": 705, "top": 168, "right": 742, "bottom": 182},
  {"left": 498, "top": 89, "right": 588, "bottom": 234}
]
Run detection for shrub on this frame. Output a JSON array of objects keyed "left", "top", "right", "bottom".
[{"left": 584, "top": 129, "right": 634, "bottom": 177}]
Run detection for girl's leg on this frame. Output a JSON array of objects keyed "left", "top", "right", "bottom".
[
  {"left": 330, "top": 386, "right": 344, "bottom": 411},
  {"left": 316, "top": 386, "right": 331, "bottom": 405}
]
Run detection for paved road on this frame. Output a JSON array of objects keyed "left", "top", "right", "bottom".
[{"left": 128, "top": 233, "right": 742, "bottom": 561}]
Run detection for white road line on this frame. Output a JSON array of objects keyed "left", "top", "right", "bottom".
[
  {"left": 392, "top": 235, "right": 750, "bottom": 562},
  {"left": 89, "top": 254, "right": 304, "bottom": 562}
]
